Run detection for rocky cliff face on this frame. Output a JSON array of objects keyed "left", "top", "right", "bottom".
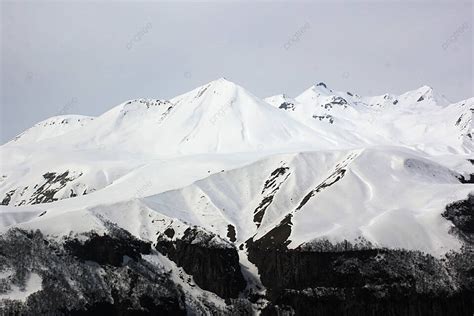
[
  {"left": 155, "top": 227, "right": 246, "bottom": 299},
  {"left": 243, "top": 194, "right": 474, "bottom": 316},
  {"left": 248, "top": 245, "right": 473, "bottom": 316}
]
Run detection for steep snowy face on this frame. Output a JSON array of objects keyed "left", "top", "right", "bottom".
[
  {"left": 163, "top": 78, "right": 332, "bottom": 154},
  {"left": 141, "top": 147, "right": 471, "bottom": 256}
]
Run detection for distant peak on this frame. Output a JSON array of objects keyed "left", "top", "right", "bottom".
[
  {"left": 210, "top": 77, "right": 235, "bottom": 85},
  {"left": 408, "top": 85, "right": 434, "bottom": 100},
  {"left": 203, "top": 77, "right": 242, "bottom": 91},
  {"left": 215, "top": 77, "right": 229, "bottom": 82},
  {"left": 414, "top": 85, "right": 433, "bottom": 95}
]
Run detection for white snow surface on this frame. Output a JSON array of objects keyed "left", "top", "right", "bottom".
[{"left": 0, "top": 78, "right": 473, "bottom": 259}]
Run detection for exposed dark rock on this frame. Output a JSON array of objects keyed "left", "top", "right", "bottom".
[
  {"left": 279, "top": 102, "right": 295, "bottom": 111},
  {"left": 24, "top": 171, "right": 84, "bottom": 205},
  {"left": 196, "top": 84, "right": 210, "bottom": 98},
  {"left": 262, "top": 167, "right": 290, "bottom": 194},
  {"left": 442, "top": 193, "right": 474, "bottom": 242},
  {"left": 331, "top": 96, "right": 348, "bottom": 106},
  {"left": 321, "top": 96, "right": 348, "bottom": 110},
  {"left": 312, "top": 114, "right": 334, "bottom": 124},
  {"left": 65, "top": 232, "right": 151, "bottom": 267},
  {"left": 163, "top": 227, "right": 175, "bottom": 239},
  {"left": 227, "top": 224, "right": 236, "bottom": 242},
  {"left": 296, "top": 168, "right": 346, "bottom": 211},
  {"left": 247, "top": 241, "right": 473, "bottom": 316},
  {"left": 156, "top": 227, "right": 246, "bottom": 299},
  {"left": 247, "top": 214, "right": 293, "bottom": 251},
  {"left": 254, "top": 196, "right": 274, "bottom": 227},
  {"left": 1, "top": 189, "right": 15, "bottom": 205},
  {"left": 254, "top": 166, "right": 291, "bottom": 227},
  {"left": 458, "top": 174, "right": 474, "bottom": 184},
  {"left": 261, "top": 288, "right": 473, "bottom": 316},
  {"left": 417, "top": 96, "right": 424, "bottom": 102},
  {"left": 316, "top": 82, "right": 327, "bottom": 89}
]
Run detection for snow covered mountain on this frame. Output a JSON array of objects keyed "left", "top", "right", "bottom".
[
  {"left": 1, "top": 78, "right": 473, "bottom": 315},
  {"left": 266, "top": 82, "right": 473, "bottom": 154}
]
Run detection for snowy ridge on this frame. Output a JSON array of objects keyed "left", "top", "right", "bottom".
[{"left": 8, "top": 115, "right": 94, "bottom": 145}]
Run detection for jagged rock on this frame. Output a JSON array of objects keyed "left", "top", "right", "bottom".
[
  {"left": 316, "top": 82, "right": 327, "bottom": 89},
  {"left": 65, "top": 232, "right": 151, "bottom": 267},
  {"left": 443, "top": 194, "right": 474, "bottom": 243},
  {"left": 279, "top": 102, "right": 295, "bottom": 111},
  {"left": 156, "top": 227, "right": 246, "bottom": 299}
]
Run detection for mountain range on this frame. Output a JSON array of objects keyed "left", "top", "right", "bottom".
[{"left": 1, "top": 78, "right": 473, "bottom": 315}]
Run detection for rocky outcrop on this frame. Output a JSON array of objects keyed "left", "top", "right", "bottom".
[
  {"left": 279, "top": 102, "right": 295, "bottom": 111},
  {"left": 156, "top": 227, "right": 246, "bottom": 299},
  {"left": 249, "top": 244, "right": 474, "bottom": 315},
  {"left": 443, "top": 193, "right": 474, "bottom": 242},
  {"left": 65, "top": 232, "right": 151, "bottom": 267},
  {"left": 248, "top": 245, "right": 473, "bottom": 316},
  {"left": 245, "top": 194, "right": 474, "bottom": 315},
  {"left": 1, "top": 171, "right": 86, "bottom": 206},
  {"left": 0, "top": 229, "right": 186, "bottom": 315}
]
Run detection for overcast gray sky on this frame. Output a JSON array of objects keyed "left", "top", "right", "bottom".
[{"left": 1, "top": 1, "right": 472, "bottom": 144}]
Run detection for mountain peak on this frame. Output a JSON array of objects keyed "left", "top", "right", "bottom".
[
  {"left": 215, "top": 77, "right": 230, "bottom": 83},
  {"left": 402, "top": 85, "right": 433, "bottom": 97},
  {"left": 419, "top": 85, "right": 433, "bottom": 91},
  {"left": 185, "top": 77, "right": 243, "bottom": 100},
  {"left": 208, "top": 77, "right": 237, "bottom": 88},
  {"left": 396, "top": 85, "right": 452, "bottom": 106}
]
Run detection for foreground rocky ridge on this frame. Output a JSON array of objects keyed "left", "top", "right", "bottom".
[
  {"left": 248, "top": 245, "right": 473, "bottom": 316},
  {"left": 1, "top": 194, "right": 473, "bottom": 315},
  {"left": 247, "top": 194, "right": 474, "bottom": 315},
  {"left": 0, "top": 228, "right": 185, "bottom": 315},
  {"left": 0, "top": 226, "right": 251, "bottom": 315}
]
